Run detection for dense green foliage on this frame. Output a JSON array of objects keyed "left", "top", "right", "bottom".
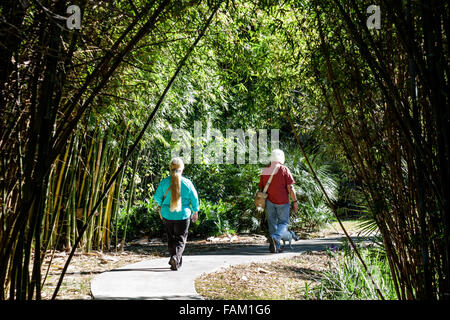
[
  {"left": 1, "top": 0, "right": 448, "bottom": 300},
  {"left": 117, "top": 149, "right": 341, "bottom": 239}
]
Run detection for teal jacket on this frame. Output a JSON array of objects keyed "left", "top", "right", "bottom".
[{"left": 153, "top": 176, "right": 199, "bottom": 220}]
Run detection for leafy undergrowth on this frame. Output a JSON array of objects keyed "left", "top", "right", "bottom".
[{"left": 195, "top": 252, "right": 330, "bottom": 300}]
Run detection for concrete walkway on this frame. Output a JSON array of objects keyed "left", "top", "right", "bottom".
[{"left": 90, "top": 237, "right": 345, "bottom": 300}]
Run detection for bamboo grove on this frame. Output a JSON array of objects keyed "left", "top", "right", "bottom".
[
  {"left": 305, "top": 0, "right": 449, "bottom": 299},
  {"left": 0, "top": 0, "right": 221, "bottom": 300},
  {"left": 1, "top": 0, "right": 449, "bottom": 301}
]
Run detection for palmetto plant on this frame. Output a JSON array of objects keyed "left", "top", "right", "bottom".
[
  {"left": 315, "top": 245, "right": 397, "bottom": 300},
  {"left": 286, "top": 147, "right": 338, "bottom": 232}
]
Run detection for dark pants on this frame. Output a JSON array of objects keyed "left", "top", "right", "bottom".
[{"left": 162, "top": 217, "right": 190, "bottom": 267}]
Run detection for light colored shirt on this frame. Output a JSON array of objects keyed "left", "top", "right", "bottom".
[{"left": 153, "top": 176, "right": 199, "bottom": 220}]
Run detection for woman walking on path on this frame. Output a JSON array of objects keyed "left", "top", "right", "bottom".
[
  {"left": 259, "top": 149, "right": 298, "bottom": 253},
  {"left": 154, "top": 158, "right": 199, "bottom": 270}
]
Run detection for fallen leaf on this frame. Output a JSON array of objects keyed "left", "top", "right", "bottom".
[{"left": 257, "top": 267, "right": 271, "bottom": 274}]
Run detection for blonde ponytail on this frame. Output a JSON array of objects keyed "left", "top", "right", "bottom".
[{"left": 169, "top": 158, "right": 184, "bottom": 212}]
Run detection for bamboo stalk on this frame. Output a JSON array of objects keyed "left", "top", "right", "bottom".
[
  {"left": 77, "top": 133, "right": 94, "bottom": 209},
  {"left": 104, "top": 181, "right": 116, "bottom": 249},
  {"left": 113, "top": 136, "right": 128, "bottom": 250},
  {"left": 122, "top": 150, "right": 140, "bottom": 248}
]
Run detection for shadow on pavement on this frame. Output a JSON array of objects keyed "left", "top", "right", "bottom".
[
  {"left": 94, "top": 294, "right": 203, "bottom": 300},
  {"left": 121, "top": 236, "right": 376, "bottom": 258},
  {"left": 110, "top": 267, "right": 172, "bottom": 273},
  {"left": 181, "top": 236, "right": 376, "bottom": 256}
]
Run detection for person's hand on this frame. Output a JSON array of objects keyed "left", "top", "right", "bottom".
[
  {"left": 158, "top": 206, "right": 162, "bottom": 220},
  {"left": 191, "top": 211, "right": 198, "bottom": 223},
  {"left": 292, "top": 202, "right": 299, "bottom": 214}
]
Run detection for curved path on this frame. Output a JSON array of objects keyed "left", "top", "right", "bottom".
[{"left": 91, "top": 237, "right": 345, "bottom": 300}]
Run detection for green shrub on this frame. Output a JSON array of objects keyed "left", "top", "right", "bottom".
[
  {"left": 116, "top": 145, "right": 349, "bottom": 240},
  {"left": 191, "top": 199, "right": 236, "bottom": 237},
  {"left": 115, "top": 198, "right": 164, "bottom": 241},
  {"left": 313, "top": 243, "right": 397, "bottom": 300},
  {"left": 185, "top": 163, "right": 264, "bottom": 235},
  {"left": 286, "top": 148, "right": 338, "bottom": 232},
  {"left": 183, "top": 146, "right": 342, "bottom": 236}
]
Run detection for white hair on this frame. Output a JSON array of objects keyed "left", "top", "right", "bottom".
[
  {"left": 170, "top": 157, "right": 184, "bottom": 171},
  {"left": 270, "top": 149, "right": 285, "bottom": 164}
]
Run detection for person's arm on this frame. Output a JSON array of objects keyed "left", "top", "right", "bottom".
[
  {"left": 153, "top": 181, "right": 165, "bottom": 220},
  {"left": 288, "top": 184, "right": 298, "bottom": 213},
  {"left": 284, "top": 167, "right": 298, "bottom": 213},
  {"left": 189, "top": 182, "right": 200, "bottom": 222},
  {"left": 154, "top": 181, "right": 164, "bottom": 207}
]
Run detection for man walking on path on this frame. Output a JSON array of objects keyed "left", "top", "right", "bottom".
[{"left": 259, "top": 149, "right": 298, "bottom": 253}]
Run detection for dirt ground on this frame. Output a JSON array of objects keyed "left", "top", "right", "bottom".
[{"left": 195, "top": 251, "right": 330, "bottom": 300}]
